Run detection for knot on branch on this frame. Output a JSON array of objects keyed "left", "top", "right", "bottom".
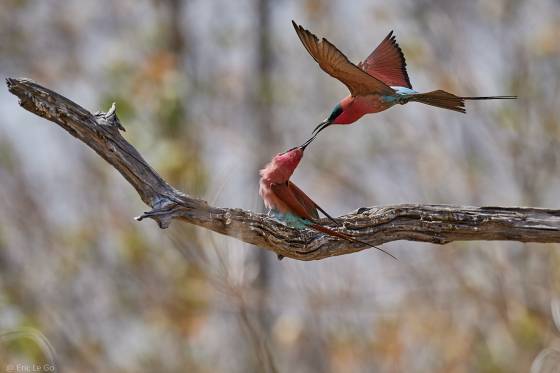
[
  {"left": 6, "top": 78, "right": 37, "bottom": 112},
  {"left": 95, "top": 103, "right": 125, "bottom": 132},
  {"left": 135, "top": 200, "right": 182, "bottom": 229}
]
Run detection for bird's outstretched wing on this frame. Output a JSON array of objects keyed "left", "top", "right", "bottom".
[
  {"left": 358, "top": 31, "right": 412, "bottom": 88},
  {"left": 292, "top": 21, "right": 395, "bottom": 97}
]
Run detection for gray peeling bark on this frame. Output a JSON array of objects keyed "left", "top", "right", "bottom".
[{"left": 6, "top": 78, "right": 560, "bottom": 261}]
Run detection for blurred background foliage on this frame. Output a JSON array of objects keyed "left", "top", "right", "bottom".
[{"left": 1, "top": 0, "right": 560, "bottom": 372}]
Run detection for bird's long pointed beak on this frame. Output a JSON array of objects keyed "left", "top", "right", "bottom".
[
  {"left": 299, "top": 135, "right": 315, "bottom": 151},
  {"left": 312, "top": 119, "right": 332, "bottom": 135}
]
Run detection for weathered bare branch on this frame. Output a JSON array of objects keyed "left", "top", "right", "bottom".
[{"left": 6, "top": 77, "right": 560, "bottom": 260}]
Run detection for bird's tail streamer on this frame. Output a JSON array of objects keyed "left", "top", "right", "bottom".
[
  {"left": 310, "top": 223, "right": 397, "bottom": 260},
  {"left": 408, "top": 90, "right": 516, "bottom": 113}
]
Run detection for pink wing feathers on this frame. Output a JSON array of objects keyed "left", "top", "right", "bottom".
[
  {"left": 271, "top": 182, "right": 339, "bottom": 226},
  {"left": 358, "top": 31, "right": 412, "bottom": 89},
  {"left": 292, "top": 21, "right": 395, "bottom": 97},
  {"left": 287, "top": 181, "right": 319, "bottom": 220},
  {"left": 288, "top": 181, "right": 340, "bottom": 226},
  {"left": 271, "top": 182, "right": 318, "bottom": 221}
]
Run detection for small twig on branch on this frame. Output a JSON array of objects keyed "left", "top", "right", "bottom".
[{"left": 6, "top": 77, "right": 560, "bottom": 260}]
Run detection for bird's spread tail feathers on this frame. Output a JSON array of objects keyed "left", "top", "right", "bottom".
[
  {"left": 310, "top": 223, "right": 397, "bottom": 260},
  {"left": 407, "top": 90, "right": 517, "bottom": 113},
  {"left": 407, "top": 90, "right": 466, "bottom": 113}
]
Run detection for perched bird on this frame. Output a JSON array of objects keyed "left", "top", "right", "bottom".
[
  {"left": 292, "top": 21, "right": 517, "bottom": 139},
  {"left": 259, "top": 138, "right": 396, "bottom": 259}
]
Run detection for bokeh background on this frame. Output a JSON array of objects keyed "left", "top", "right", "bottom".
[{"left": 1, "top": 0, "right": 560, "bottom": 372}]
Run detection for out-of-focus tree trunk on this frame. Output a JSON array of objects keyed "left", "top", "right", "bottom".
[{"left": 248, "top": 0, "right": 277, "bottom": 371}]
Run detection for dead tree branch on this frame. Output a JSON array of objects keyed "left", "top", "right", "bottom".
[{"left": 6, "top": 78, "right": 560, "bottom": 260}]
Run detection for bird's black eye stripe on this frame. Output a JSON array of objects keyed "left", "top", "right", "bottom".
[{"left": 328, "top": 103, "right": 343, "bottom": 121}]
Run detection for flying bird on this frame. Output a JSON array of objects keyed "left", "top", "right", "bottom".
[
  {"left": 259, "top": 139, "right": 396, "bottom": 259},
  {"left": 292, "top": 21, "right": 517, "bottom": 140}
]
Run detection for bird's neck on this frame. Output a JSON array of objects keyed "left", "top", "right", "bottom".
[{"left": 335, "top": 96, "right": 369, "bottom": 124}]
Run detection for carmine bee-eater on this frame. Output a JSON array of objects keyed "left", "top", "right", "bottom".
[
  {"left": 259, "top": 138, "right": 396, "bottom": 259},
  {"left": 292, "top": 21, "right": 517, "bottom": 140}
]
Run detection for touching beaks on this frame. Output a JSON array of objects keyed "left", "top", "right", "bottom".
[
  {"left": 297, "top": 119, "right": 332, "bottom": 150},
  {"left": 280, "top": 139, "right": 313, "bottom": 154},
  {"left": 280, "top": 119, "right": 334, "bottom": 153},
  {"left": 299, "top": 136, "right": 314, "bottom": 151},
  {"left": 300, "top": 125, "right": 323, "bottom": 149}
]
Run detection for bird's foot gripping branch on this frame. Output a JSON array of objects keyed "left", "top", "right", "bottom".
[{"left": 6, "top": 78, "right": 560, "bottom": 261}]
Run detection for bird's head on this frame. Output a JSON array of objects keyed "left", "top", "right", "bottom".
[
  {"left": 260, "top": 147, "right": 305, "bottom": 184},
  {"left": 275, "top": 146, "right": 304, "bottom": 172},
  {"left": 311, "top": 102, "right": 343, "bottom": 135},
  {"left": 311, "top": 96, "right": 364, "bottom": 137}
]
